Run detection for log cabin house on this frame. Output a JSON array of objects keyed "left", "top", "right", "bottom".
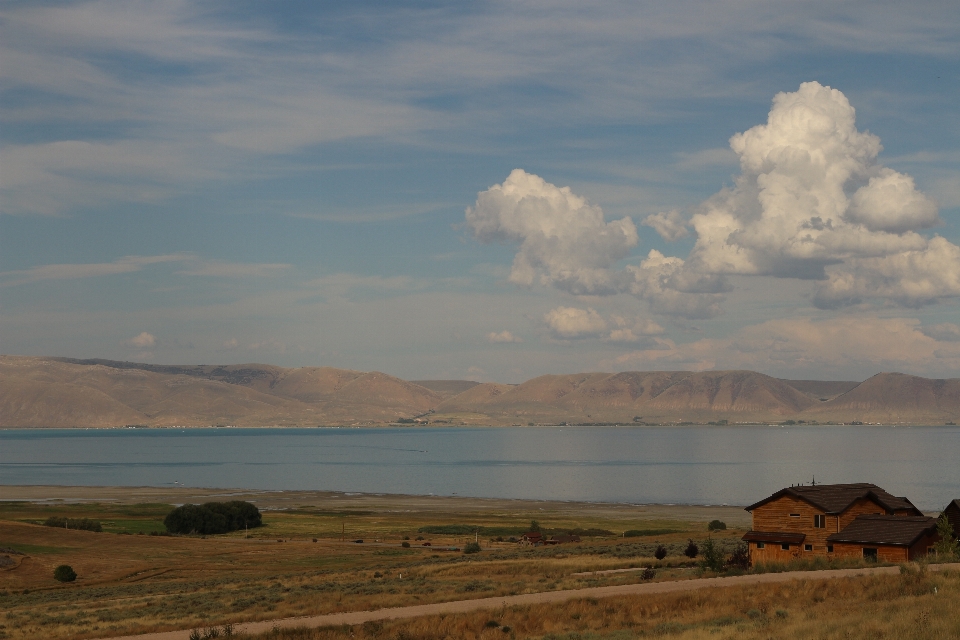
[{"left": 742, "top": 483, "right": 938, "bottom": 564}]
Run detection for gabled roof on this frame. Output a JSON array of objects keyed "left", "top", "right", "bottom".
[
  {"left": 945, "top": 499, "right": 960, "bottom": 513},
  {"left": 745, "top": 483, "right": 921, "bottom": 515},
  {"left": 827, "top": 515, "right": 937, "bottom": 547},
  {"left": 742, "top": 531, "right": 806, "bottom": 544}
]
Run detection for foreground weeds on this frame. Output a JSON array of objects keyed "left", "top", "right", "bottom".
[{"left": 245, "top": 568, "right": 960, "bottom": 639}]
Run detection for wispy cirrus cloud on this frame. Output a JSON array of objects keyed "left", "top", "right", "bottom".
[{"left": 0, "top": 254, "right": 189, "bottom": 287}]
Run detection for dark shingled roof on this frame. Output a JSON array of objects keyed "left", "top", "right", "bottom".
[
  {"left": 742, "top": 531, "right": 806, "bottom": 544},
  {"left": 827, "top": 515, "right": 938, "bottom": 547},
  {"left": 745, "top": 483, "right": 921, "bottom": 515}
]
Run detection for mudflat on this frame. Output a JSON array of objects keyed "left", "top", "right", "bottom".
[{"left": 0, "top": 485, "right": 752, "bottom": 526}]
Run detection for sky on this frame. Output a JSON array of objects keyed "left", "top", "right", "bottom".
[{"left": 1, "top": 1, "right": 959, "bottom": 383}]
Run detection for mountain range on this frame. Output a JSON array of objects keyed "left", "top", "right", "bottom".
[{"left": 1, "top": 355, "right": 957, "bottom": 427}]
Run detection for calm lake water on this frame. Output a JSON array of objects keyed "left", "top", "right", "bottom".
[{"left": 1, "top": 426, "right": 958, "bottom": 510}]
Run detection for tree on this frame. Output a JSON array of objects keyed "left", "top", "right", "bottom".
[
  {"left": 699, "top": 538, "right": 725, "bottom": 572},
  {"left": 54, "top": 565, "right": 77, "bottom": 582},
  {"left": 934, "top": 514, "right": 959, "bottom": 560},
  {"left": 464, "top": 542, "right": 481, "bottom": 554},
  {"left": 654, "top": 544, "right": 667, "bottom": 560},
  {"left": 684, "top": 539, "right": 699, "bottom": 559},
  {"left": 164, "top": 501, "right": 262, "bottom": 535},
  {"left": 529, "top": 520, "right": 541, "bottom": 533},
  {"left": 707, "top": 520, "right": 727, "bottom": 531}
]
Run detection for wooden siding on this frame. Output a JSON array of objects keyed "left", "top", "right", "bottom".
[
  {"left": 748, "top": 541, "right": 801, "bottom": 564},
  {"left": 945, "top": 502, "right": 960, "bottom": 539},
  {"left": 830, "top": 542, "right": 909, "bottom": 563},
  {"left": 830, "top": 531, "right": 938, "bottom": 563}
]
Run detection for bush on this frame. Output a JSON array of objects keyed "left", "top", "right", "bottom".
[
  {"left": 654, "top": 544, "right": 667, "bottom": 560},
  {"left": 164, "top": 501, "right": 262, "bottom": 535},
  {"left": 464, "top": 542, "right": 481, "bottom": 554},
  {"left": 401, "top": 541, "right": 410, "bottom": 548},
  {"left": 684, "top": 539, "right": 699, "bottom": 559},
  {"left": 44, "top": 517, "right": 102, "bottom": 532},
  {"left": 728, "top": 542, "right": 750, "bottom": 569},
  {"left": 53, "top": 565, "right": 77, "bottom": 582},
  {"left": 699, "top": 538, "right": 725, "bottom": 572},
  {"left": 707, "top": 519, "right": 727, "bottom": 531},
  {"left": 641, "top": 566, "right": 656, "bottom": 580}
]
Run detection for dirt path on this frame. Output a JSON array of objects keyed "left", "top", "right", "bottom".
[{"left": 106, "top": 563, "right": 959, "bottom": 640}]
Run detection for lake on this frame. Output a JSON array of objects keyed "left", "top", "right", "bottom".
[{"left": 1, "top": 426, "right": 957, "bottom": 510}]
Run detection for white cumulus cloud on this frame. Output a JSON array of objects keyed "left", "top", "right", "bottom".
[
  {"left": 543, "top": 306, "right": 607, "bottom": 339},
  {"left": 642, "top": 209, "right": 689, "bottom": 241},
  {"left": 466, "top": 169, "right": 638, "bottom": 295},
  {"left": 125, "top": 331, "right": 156, "bottom": 348},
  {"left": 487, "top": 330, "right": 522, "bottom": 343},
  {"left": 686, "top": 81, "right": 958, "bottom": 307}
]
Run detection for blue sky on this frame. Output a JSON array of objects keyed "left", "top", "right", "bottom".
[{"left": 1, "top": 0, "right": 959, "bottom": 382}]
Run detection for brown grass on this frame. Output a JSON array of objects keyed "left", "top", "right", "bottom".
[
  {"left": 0, "top": 495, "right": 908, "bottom": 640},
  {"left": 239, "top": 567, "right": 960, "bottom": 639}
]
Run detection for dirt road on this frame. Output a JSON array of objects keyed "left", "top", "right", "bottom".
[{"left": 106, "top": 563, "right": 959, "bottom": 640}]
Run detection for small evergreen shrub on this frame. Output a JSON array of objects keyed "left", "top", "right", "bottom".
[
  {"left": 728, "top": 542, "right": 750, "bottom": 569},
  {"left": 699, "top": 537, "right": 725, "bottom": 572},
  {"left": 707, "top": 519, "right": 727, "bottom": 531},
  {"left": 684, "top": 539, "right": 699, "bottom": 558},
  {"left": 53, "top": 565, "right": 77, "bottom": 582},
  {"left": 464, "top": 541, "right": 482, "bottom": 554}
]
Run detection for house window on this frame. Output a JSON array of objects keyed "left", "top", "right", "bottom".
[
  {"left": 827, "top": 545, "right": 834, "bottom": 553},
  {"left": 804, "top": 544, "right": 813, "bottom": 551},
  {"left": 863, "top": 548, "right": 878, "bottom": 561},
  {"left": 781, "top": 543, "right": 790, "bottom": 550},
  {"left": 814, "top": 515, "right": 825, "bottom": 528},
  {"left": 756, "top": 542, "right": 765, "bottom": 549}
]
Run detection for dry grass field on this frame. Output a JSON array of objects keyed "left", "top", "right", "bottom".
[
  {"left": 1, "top": 487, "right": 952, "bottom": 639},
  {"left": 240, "top": 566, "right": 960, "bottom": 639}
]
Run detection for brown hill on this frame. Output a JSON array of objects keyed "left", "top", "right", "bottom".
[
  {"left": 0, "top": 356, "right": 438, "bottom": 427},
  {"left": 3, "top": 356, "right": 956, "bottom": 426},
  {"left": 799, "top": 373, "right": 960, "bottom": 423},
  {"left": 435, "top": 370, "right": 816, "bottom": 423},
  {"left": 780, "top": 379, "right": 860, "bottom": 401}
]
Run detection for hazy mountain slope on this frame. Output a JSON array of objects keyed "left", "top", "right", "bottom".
[
  {"left": 4, "top": 356, "right": 957, "bottom": 426},
  {"left": 436, "top": 370, "right": 816, "bottom": 422},
  {"left": 0, "top": 357, "right": 437, "bottom": 427},
  {"left": 799, "top": 373, "right": 960, "bottom": 423},
  {"left": 412, "top": 380, "right": 481, "bottom": 399},
  {"left": 780, "top": 379, "right": 860, "bottom": 401}
]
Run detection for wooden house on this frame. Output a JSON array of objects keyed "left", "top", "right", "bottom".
[
  {"left": 944, "top": 499, "right": 960, "bottom": 540},
  {"left": 519, "top": 531, "right": 543, "bottom": 545},
  {"left": 742, "top": 483, "right": 924, "bottom": 564},
  {"left": 826, "top": 515, "right": 939, "bottom": 563}
]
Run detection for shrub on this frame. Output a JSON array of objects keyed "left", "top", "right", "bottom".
[
  {"left": 707, "top": 519, "right": 727, "bottom": 531},
  {"left": 699, "top": 537, "right": 725, "bottom": 572},
  {"left": 464, "top": 542, "right": 481, "bottom": 554},
  {"left": 53, "top": 565, "right": 77, "bottom": 582},
  {"left": 728, "top": 542, "right": 750, "bottom": 569},
  {"left": 641, "top": 566, "right": 656, "bottom": 580},
  {"left": 684, "top": 539, "right": 699, "bottom": 559},
  {"left": 401, "top": 541, "right": 410, "bottom": 548},
  {"left": 44, "top": 517, "right": 102, "bottom": 532},
  {"left": 654, "top": 545, "right": 667, "bottom": 560},
  {"left": 164, "top": 501, "right": 262, "bottom": 535}
]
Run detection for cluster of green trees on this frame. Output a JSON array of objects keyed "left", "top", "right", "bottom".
[
  {"left": 43, "top": 517, "right": 102, "bottom": 532},
  {"left": 164, "top": 501, "right": 262, "bottom": 535}
]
